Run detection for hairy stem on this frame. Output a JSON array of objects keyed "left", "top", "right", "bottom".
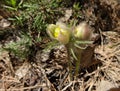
[
  {"left": 65, "top": 43, "right": 73, "bottom": 80},
  {"left": 75, "top": 48, "right": 82, "bottom": 76}
]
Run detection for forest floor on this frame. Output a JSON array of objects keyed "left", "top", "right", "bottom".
[{"left": 0, "top": 0, "right": 120, "bottom": 91}]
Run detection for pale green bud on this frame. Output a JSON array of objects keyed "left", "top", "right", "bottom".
[{"left": 74, "top": 22, "right": 92, "bottom": 40}]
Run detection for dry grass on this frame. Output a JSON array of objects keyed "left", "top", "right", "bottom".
[
  {"left": 0, "top": 0, "right": 120, "bottom": 91},
  {"left": 0, "top": 31, "right": 120, "bottom": 91}
]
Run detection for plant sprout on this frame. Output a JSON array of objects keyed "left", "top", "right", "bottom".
[{"left": 47, "top": 21, "right": 92, "bottom": 79}]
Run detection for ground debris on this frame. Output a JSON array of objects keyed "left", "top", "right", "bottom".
[{"left": 0, "top": 0, "right": 120, "bottom": 91}]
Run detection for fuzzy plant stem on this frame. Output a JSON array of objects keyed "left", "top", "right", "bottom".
[
  {"left": 70, "top": 45, "right": 82, "bottom": 77},
  {"left": 65, "top": 43, "right": 73, "bottom": 80},
  {"left": 75, "top": 48, "right": 82, "bottom": 77}
]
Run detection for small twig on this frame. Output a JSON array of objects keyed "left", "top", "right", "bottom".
[
  {"left": 58, "top": 69, "right": 69, "bottom": 90},
  {"left": 61, "top": 82, "right": 73, "bottom": 91},
  {"left": 99, "top": 29, "right": 104, "bottom": 51},
  {"left": 7, "top": 84, "right": 47, "bottom": 91}
]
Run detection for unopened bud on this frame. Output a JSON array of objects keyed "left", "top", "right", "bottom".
[{"left": 74, "top": 22, "right": 92, "bottom": 40}]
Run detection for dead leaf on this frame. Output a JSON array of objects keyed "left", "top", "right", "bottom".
[
  {"left": 96, "top": 80, "right": 118, "bottom": 91},
  {"left": 0, "top": 18, "right": 11, "bottom": 28},
  {"left": 58, "top": 9, "right": 72, "bottom": 22},
  {"left": 15, "top": 61, "right": 31, "bottom": 80}
]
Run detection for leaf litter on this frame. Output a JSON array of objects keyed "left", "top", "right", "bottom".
[{"left": 0, "top": 0, "right": 120, "bottom": 91}]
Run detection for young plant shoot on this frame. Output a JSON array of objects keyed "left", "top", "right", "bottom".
[{"left": 47, "top": 21, "right": 92, "bottom": 79}]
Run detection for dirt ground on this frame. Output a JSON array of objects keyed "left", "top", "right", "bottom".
[{"left": 0, "top": 0, "right": 120, "bottom": 91}]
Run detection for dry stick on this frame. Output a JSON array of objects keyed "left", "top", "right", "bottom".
[
  {"left": 58, "top": 69, "right": 69, "bottom": 90},
  {"left": 61, "top": 82, "right": 73, "bottom": 91},
  {"left": 99, "top": 29, "right": 104, "bottom": 51},
  {"left": 7, "top": 84, "right": 46, "bottom": 91}
]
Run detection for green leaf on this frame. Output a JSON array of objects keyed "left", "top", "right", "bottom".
[
  {"left": 10, "top": 0, "right": 16, "bottom": 7},
  {"left": 70, "top": 48, "right": 78, "bottom": 60},
  {"left": 75, "top": 40, "right": 93, "bottom": 44}
]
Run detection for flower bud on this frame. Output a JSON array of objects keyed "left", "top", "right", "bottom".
[
  {"left": 47, "top": 24, "right": 57, "bottom": 39},
  {"left": 73, "top": 22, "right": 92, "bottom": 40},
  {"left": 47, "top": 22, "right": 70, "bottom": 44}
]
